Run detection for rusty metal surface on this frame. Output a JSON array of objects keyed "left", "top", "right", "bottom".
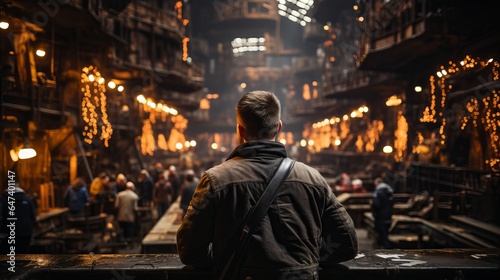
[{"left": 1, "top": 249, "right": 499, "bottom": 280}]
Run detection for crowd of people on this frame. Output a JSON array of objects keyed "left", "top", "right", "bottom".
[
  {"left": 61, "top": 163, "right": 200, "bottom": 243},
  {"left": 333, "top": 172, "right": 367, "bottom": 194}
]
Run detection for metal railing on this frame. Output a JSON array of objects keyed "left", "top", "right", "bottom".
[
  {"left": 322, "top": 68, "right": 398, "bottom": 97},
  {"left": 214, "top": 0, "right": 279, "bottom": 22},
  {"left": 407, "top": 162, "right": 488, "bottom": 194},
  {"left": 356, "top": 0, "right": 450, "bottom": 66}
]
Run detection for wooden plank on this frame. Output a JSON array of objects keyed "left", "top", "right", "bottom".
[
  {"left": 141, "top": 199, "right": 183, "bottom": 253},
  {"left": 450, "top": 215, "right": 500, "bottom": 236}
]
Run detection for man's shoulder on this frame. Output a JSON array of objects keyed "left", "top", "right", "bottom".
[
  {"left": 289, "top": 161, "right": 328, "bottom": 186},
  {"left": 204, "top": 157, "right": 247, "bottom": 181}
]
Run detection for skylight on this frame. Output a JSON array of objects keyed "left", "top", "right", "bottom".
[{"left": 277, "top": 0, "right": 313, "bottom": 26}]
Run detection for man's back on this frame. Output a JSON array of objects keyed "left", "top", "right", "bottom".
[
  {"left": 372, "top": 182, "right": 394, "bottom": 222},
  {"left": 115, "top": 190, "right": 138, "bottom": 222},
  {"left": 177, "top": 141, "right": 357, "bottom": 279}
]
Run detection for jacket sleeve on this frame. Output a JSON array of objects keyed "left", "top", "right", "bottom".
[
  {"left": 372, "top": 189, "right": 381, "bottom": 217},
  {"left": 320, "top": 186, "right": 358, "bottom": 265},
  {"left": 176, "top": 173, "right": 214, "bottom": 268},
  {"left": 83, "top": 187, "right": 90, "bottom": 203}
]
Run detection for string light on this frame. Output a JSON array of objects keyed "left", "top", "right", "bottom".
[
  {"left": 394, "top": 111, "right": 408, "bottom": 162},
  {"left": 386, "top": 95, "right": 402, "bottom": 107},
  {"left": 174, "top": 1, "right": 183, "bottom": 20},
  {"left": 137, "top": 94, "right": 187, "bottom": 154},
  {"left": 307, "top": 106, "right": 379, "bottom": 152},
  {"left": 355, "top": 135, "right": 363, "bottom": 152},
  {"left": 141, "top": 120, "right": 155, "bottom": 155},
  {"left": 420, "top": 56, "right": 500, "bottom": 170},
  {"left": 364, "top": 120, "right": 384, "bottom": 152},
  {"left": 81, "top": 65, "right": 113, "bottom": 146},
  {"left": 182, "top": 37, "right": 190, "bottom": 61}
]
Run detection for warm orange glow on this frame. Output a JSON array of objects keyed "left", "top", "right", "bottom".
[
  {"left": 302, "top": 83, "right": 311, "bottom": 100},
  {"left": 394, "top": 111, "right": 408, "bottom": 162},
  {"left": 421, "top": 56, "right": 500, "bottom": 170},
  {"left": 200, "top": 98, "right": 210, "bottom": 109},
  {"left": 175, "top": 1, "right": 183, "bottom": 20},
  {"left": 81, "top": 65, "right": 113, "bottom": 146},
  {"left": 386, "top": 95, "right": 402, "bottom": 107},
  {"left": 182, "top": 37, "right": 190, "bottom": 61}
]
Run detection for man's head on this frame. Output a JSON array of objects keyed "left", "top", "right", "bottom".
[
  {"left": 139, "top": 169, "right": 150, "bottom": 181},
  {"left": 184, "top": 169, "right": 195, "bottom": 183},
  {"left": 352, "top": 179, "right": 363, "bottom": 188},
  {"left": 72, "top": 177, "right": 86, "bottom": 189},
  {"left": 236, "top": 90, "right": 282, "bottom": 143},
  {"left": 374, "top": 177, "right": 384, "bottom": 186},
  {"left": 155, "top": 162, "right": 164, "bottom": 171},
  {"left": 126, "top": 181, "right": 135, "bottom": 190},
  {"left": 116, "top": 173, "right": 127, "bottom": 185},
  {"left": 99, "top": 172, "right": 110, "bottom": 184}
]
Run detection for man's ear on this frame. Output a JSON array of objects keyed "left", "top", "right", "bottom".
[
  {"left": 277, "top": 120, "right": 282, "bottom": 134},
  {"left": 237, "top": 124, "right": 246, "bottom": 140}
]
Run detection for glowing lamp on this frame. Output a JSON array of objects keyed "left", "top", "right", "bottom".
[
  {"left": 10, "top": 149, "right": 18, "bottom": 162},
  {"left": 300, "top": 139, "right": 307, "bottom": 147},
  {"left": 383, "top": 145, "right": 393, "bottom": 154},
  {"left": 18, "top": 141, "right": 37, "bottom": 159},
  {"left": 0, "top": 21, "right": 8, "bottom": 29},
  {"left": 36, "top": 49, "right": 46, "bottom": 57}
]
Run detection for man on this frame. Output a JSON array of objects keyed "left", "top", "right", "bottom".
[
  {"left": 137, "top": 169, "right": 154, "bottom": 207},
  {"left": 177, "top": 91, "right": 357, "bottom": 279},
  {"left": 1, "top": 184, "right": 36, "bottom": 254},
  {"left": 63, "top": 177, "right": 90, "bottom": 217},
  {"left": 115, "top": 173, "right": 128, "bottom": 193},
  {"left": 179, "top": 169, "right": 198, "bottom": 218},
  {"left": 90, "top": 172, "right": 110, "bottom": 199},
  {"left": 352, "top": 179, "right": 366, "bottom": 193},
  {"left": 154, "top": 173, "right": 172, "bottom": 220},
  {"left": 115, "top": 181, "right": 139, "bottom": 242},
  {"left": 372, "top": 177, "right": 394, "bottom": 249}
]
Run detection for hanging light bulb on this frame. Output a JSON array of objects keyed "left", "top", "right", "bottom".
[
  {"left": 18, "top": 139, "right": 37, "bottom": 159},
  {"left": 383, "top": 145, "right": 393, "bottom": 154}
]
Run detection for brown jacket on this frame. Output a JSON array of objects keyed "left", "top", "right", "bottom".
[{"left": 177, "top": 141, "right": 358, "bottom": 279}]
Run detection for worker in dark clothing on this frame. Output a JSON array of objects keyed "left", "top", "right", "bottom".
[
  {"left": 0, "top": 185, "right": 36, "bottom": 254},
  {"left": 372, "top": 177, "right": 394, "bottom": 249},
  {"left": 179, "top": 170, "right": 197, "bottom": 217}
]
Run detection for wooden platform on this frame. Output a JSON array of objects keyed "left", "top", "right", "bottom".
[
  {"left": 141, "top": 200, "right": 183, "bottom": 253},
  {"left": 450, "top": 215, "right": 500, "bottom": 246},
  {"left": 363, "top": 213, "right": 497, "bottom": 248}
]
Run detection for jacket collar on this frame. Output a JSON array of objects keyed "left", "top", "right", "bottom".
[{"left": 226, "top": 140, "right": 287, "bottom": 161}]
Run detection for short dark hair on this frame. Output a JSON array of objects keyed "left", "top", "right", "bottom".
[
  {"left": 72, "top": 177, "right": 86, "bottom": 188},
  {"left": 374, "top": 177, "right": 384, "bottom": 186},
  {"left": 185, "top": 173, "right": 194, "bottom": 182},
  {"left": 236, "top": 91, "right": 281, "bottom": 139}
]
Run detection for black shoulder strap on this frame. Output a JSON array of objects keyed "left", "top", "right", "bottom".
[{"left": 218, "top": 157, "right": 295, "bottom": 280}]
